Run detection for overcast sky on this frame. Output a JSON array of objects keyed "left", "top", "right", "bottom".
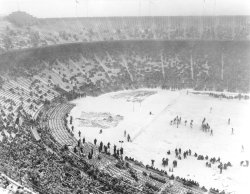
[{"left": 0, "top": 0, "right": 249, "bottom": 18}]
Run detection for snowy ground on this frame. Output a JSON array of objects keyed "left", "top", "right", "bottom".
[{"left": 69, "top": 88, "right": 250, "bottom": 194}]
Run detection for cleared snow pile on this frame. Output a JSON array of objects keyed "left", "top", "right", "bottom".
[
  {"left": 112, "top": 90, "right": 157, "bottom": 103},
  {"left": 76, "top": 112, "right": 123, "bottom": 129}
]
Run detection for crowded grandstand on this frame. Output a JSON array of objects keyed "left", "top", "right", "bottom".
[{"left": 0, "top": 2, "right": 250, "bottom": 194}]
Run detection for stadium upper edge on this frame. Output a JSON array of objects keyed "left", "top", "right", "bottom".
[{"left": 0, "top": 11, "right": 250, "bottom": 54}]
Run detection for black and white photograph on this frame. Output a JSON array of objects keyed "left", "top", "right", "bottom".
[{"left": 0, "top": 0, "right": 249, "bottom": 193}]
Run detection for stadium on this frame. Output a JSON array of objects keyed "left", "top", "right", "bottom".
[{"left": 0, "top": 1, "right": 250, "bottom": 194}]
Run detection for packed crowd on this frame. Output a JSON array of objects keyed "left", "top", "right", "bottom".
[
  {"left": 0, "top": 32, "right": 249, "bottom": 193},
  {"left": 0, "top": 12, "right": 249, "bottom": 52},
  {"left": 3, "top": 95, "right": 223, "bottom": 194},
  {"left": 0, "top": 85, "right": 246, "bottom": 194},
  {"left": 0, "top": 103, "right": 147, "bottom": 194},
  {"left": 0, "top": 173, "right": 34, "bottom": 194}
]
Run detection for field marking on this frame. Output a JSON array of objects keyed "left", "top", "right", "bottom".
[{"left": 132, "top": 92, "right": 182, "bottom": 141}]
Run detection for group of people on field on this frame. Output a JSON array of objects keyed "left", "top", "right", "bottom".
[
  {"left": 201, "top": 117, "right": 213, "bottom": 136},
  {"left": 169, "top": 113, "right": 243, "bottom": 138},
  {"left": 160, "top": 147, "right": 234, "bottom": 175}
]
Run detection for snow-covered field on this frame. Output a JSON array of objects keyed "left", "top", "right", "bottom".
[{"left": 69, "top": 88, "right": 250, "bottom": 194}]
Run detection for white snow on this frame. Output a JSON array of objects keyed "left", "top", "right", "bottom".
[
  {"left": 0, "top": 187, "right": 9, "bottom": 194},
  {"left": 69, "top": 88, "right": 250, "bottom": 194}
]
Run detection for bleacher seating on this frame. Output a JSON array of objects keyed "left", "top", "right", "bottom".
[
  {"left": 0, "top": 14, "right": 249, "bottom": 194},
  {"left": 0, "top": 15, "right": 250, "bottom": 52}
]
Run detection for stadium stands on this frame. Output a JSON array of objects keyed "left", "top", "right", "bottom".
[
  {"left": 0, "top": 12, "right": 249, "bottom": 194},
  {"left": 1, "top": 13, "right": 250, "bottom": 52}
]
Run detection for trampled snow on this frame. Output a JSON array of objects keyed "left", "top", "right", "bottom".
[{"left": 69, "top": 89, "right": 250, "bottom": 194}]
